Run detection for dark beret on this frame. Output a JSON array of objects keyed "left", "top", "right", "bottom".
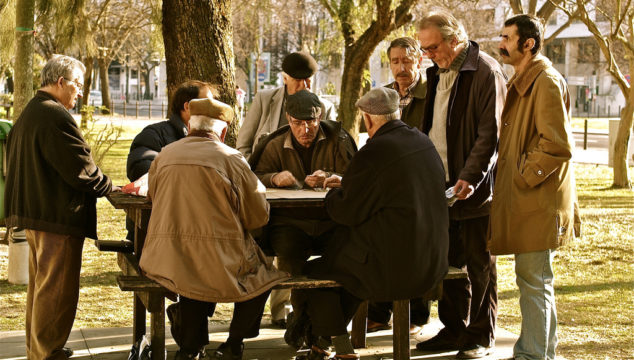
[
  {"left": 286, "top": 90, "right": 322, "bottom": 120},
  {"left": 282, "top": 52, "right": 318, "bottom": 79},
  {"left": 356, "top": 87, "right": 399, "bottom": 115}
]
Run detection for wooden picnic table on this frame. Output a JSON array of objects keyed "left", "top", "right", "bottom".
[{"left": 104, "top": 190, "right": 465, "bottom": 360}]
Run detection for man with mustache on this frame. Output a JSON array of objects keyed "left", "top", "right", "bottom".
[
  {"left": 491, "top": 14, "right": 580, "bottom": 360},
  {"left": 365, "top": 36, "right": 431, "bottom": 336},
  {"left": 416, "top": 11, "right": 507, "bottom": 359}
]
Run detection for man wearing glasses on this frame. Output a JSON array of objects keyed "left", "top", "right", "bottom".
[
  {"left": 416, "top": 11, "right": 506, "bottom": 359},
  {"left": 250, "top": 90, "right": 356, "bottom": 348},
  {"left": 4, "top": 55, "right": 118, "bottom": 359}
]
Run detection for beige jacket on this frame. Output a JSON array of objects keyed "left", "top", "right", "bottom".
[
  {"left": 488, "top": 55, "right": 581, "bottom": 255},
  {"left": 139, "top": 135, "right": 289, "bottom": 302}
]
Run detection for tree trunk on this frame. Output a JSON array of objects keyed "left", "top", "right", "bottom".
[
  {"left": 13, "top": 0, "right": 35, "bottom": 122},
  {"left": 162, "top": 0, "right": 238, "bottom": 147},
  {"left": 338, "top": 51, "right": 368, "bottom": 141},
  {"left": 612, "top": 85, "right": 633, "bottom": 188},
  {"left": 81, "top": 56, "right": 95, "bottom": 128},
  {"left": 98, "top": 57, "right": 112, "bottom": 115},
  {"left": 143, "top": 68, "right": 152, "bottom": 100}
]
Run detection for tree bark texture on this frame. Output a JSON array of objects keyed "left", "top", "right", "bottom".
[
  {"left": 612, "top": 82, "right": 633, "bottom": 188},
  {"left": 162, "top": 0, "right": 238, "bottom": 147},
  {"left": 98, "top": 57, "right": 112, "bottom": 115},
  {"left": 81, "top": 56, "right": 95, "bottom": 128},
  {"left": 13, "top": 0, "right": 35, "bottom": 122}
]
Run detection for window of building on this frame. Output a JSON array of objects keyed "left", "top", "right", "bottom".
[
  {"left": 577, "top": 39, "right": 600, "bottom": 63},
  {"left": 545, "top": 39, "right": 565, "bottom": 63}
]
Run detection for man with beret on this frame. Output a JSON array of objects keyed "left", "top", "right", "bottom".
[
  {"left": 293, "top": 87, "right": 449, "bottom": 359},
  {"left": 139, "top": 98, "right": 289, "bottom": 360}
]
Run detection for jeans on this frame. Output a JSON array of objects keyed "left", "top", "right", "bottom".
[{"left": 514, "top": 250, "right": 557, "bottom": 360}]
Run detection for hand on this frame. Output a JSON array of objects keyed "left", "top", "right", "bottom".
[
  {"left": 304, "top": 170, "right": 328, "bottom": 188},
  {"left": 272, "top": 171, "right": 298, "bottom": 188},
  {"left": 111, "top": 185, "right": 122, "bottom": 192},
  {"left": 453, "top": 179, "right": 474, "bottom": 200},
  {"left": 323, "top": 174, "right": 342, "bottom": 189}
]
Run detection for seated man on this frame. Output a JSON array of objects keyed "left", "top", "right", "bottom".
[
  {"left": 296, "top": 88, "right": 449, "bottom": 359},
  {"left": 139, "top": 98, "right": 289, "bottom": 360}
]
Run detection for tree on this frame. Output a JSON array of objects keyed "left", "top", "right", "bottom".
[
  {"left": 162, "top": 0, "right": 239, "bottom": 146},
  {"left": 319, "top": 0, "right": 418, "bottom": 138},
  {"left": 555, "top": 0, "right": 633, "bottom": 188},
  {"left": 12, "top": 0, "right": 34, "bottom": 121}
]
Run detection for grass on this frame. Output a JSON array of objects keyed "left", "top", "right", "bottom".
[
  {"left": 0, "top": 137, "right": 632, "bottom": 359},
  {"left": 571, "top": 117, "right": 615, "bottom": 132}
]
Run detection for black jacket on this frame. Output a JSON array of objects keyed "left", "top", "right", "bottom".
[
  {"left": 309, "top": 120, "right": 449, "bottom": 302},
  {"left": 422, "top": 41, "right": 507, "bottom": 220},
  {"left": 4, "top": 91, "right": 112, "bottom": 239},
  {"left": 126, "top": 114, "right": 187, "bottom": 181}
]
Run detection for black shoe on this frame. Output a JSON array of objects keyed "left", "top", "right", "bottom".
[
  {"left": 295, "top": 345, "right": 331, "bottom": 360},
  {"left": 211, "top": 342, "right": 242, "bottom": 360},
  {"left": 284, "top": 311, "right": 310, "bottom": 349},
  {"left": 271, "top": 318, "right": 287, "bottom": 329},
  {"left": 415, "top": 332, "right": 460, "bottom": 352},
  {"left": 63, "top": 347, "right": 74, "bottom": 358},
  {"left": 173, "top": 350, "right": 201, "bottom": 360},
  {"left": 456, "top": 344, "right": 493, "bottom": 359}
]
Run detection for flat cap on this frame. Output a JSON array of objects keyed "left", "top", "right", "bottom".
[
  {"left": 356, "top": 87, "right": 399, "bottom": 115},
  {"left": 189, "top": 98, "right": 233, "bottom": 123},
  {"left": 282, "top": 51, "right": 318, "bottom": 79},
  {"left": 286, "top": 90, "right": 322, "bottom": 120}
]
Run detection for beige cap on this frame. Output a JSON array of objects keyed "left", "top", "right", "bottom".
[{"left": 189, "top": 98, "right": 234, "bottom": 123}]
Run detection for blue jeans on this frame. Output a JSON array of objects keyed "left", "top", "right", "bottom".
[{"left": 514, "top": 250, "right": 557, "bottom": 360}]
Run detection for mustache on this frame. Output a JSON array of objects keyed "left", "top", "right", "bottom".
[
  {"left": 396, "top": 72, "right": 411, "bottom": 77},
  {"left": 499, "top": 48, "right": 510, "bottom": 57}
]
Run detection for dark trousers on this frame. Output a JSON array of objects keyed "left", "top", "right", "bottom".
[
  {"left": 169, "top": 291, "right": 271, "bottom": 354},
  {"left": 296, "top": 287, "right": 363, "bottom": 337},
  {"left": 438, "top": 216, "right": 497, "bottom": 347},
  {"left": 368, "top": 298, "right": 431, "bottom": 326}
]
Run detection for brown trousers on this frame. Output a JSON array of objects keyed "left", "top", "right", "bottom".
[{"left": 25, "top": 230, "right": 84, "bottom": 360}]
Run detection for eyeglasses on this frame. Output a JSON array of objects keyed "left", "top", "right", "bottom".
[
  {"left": 289, "top": 118, "right": 319, "bottom": 127},
  {"left": 63, "top": 78, "right": 84, "bottom": 91},
  {"left": 420, "top": 42, "right": 443, "bottom": 55}
]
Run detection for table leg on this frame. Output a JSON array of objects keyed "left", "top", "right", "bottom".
[
  {"left": 133, "top": 293, "right": 146, "bottom": 345},
  {"left": 150, "top": 297, "right": 165, "bottom": 360},
  {"left": 393, "top": 299, "right": 410, "bottom": 360},
  {"left": 351, "top": 300, "right": 368, "bottom": 348}
]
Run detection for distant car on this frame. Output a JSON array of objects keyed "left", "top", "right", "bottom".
[{"left": 89, "top": 90, "right": 102, "bottom": 107}]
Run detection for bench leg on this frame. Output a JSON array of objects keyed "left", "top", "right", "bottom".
[
  {"left": 133, "top": 293, "right": 146, "bottom": 346},
  {"left": 150, "top": 297, "right": 166, "bottom": 360},
  {"left": 351, "top": 300, "right": 368, "bottom": 349},
  {"left": 393, "top": 300, "right": 410, "bottom": 360}
]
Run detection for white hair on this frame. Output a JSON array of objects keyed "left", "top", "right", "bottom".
[
  {"left": 367, "top": 109, "right": 400, "bottom": 124},
  {"left": 41, "top": 54, "right": 86, "bottom": 87},
  {"left": 189, "top": 115, "right": 227, "bottom": 137}
]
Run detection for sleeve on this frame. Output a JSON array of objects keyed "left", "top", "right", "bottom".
[
  {"left": 235, "top": 157, "right": 270, "bottom": 230},
  {"left": 325, "top": 153, "right": 379, "bottom": 226},
  {"left": 322, "top": 99, "right": 338, "bottom": 122},
  {"left": 517, "top": 75, "right": 573, "bottom": 188},
  {"left": 126, "top": 126, "right": 163, "bottom": 181},
  {"left": 458, "top": 67, "right": 506, "bottom": 188},
  {"left": 237, "top": 91, "right": 265, "bottom": 160},
  {"left": 41, "top": 114, "right": 112, "bottom": 197},
  {"left": 333, "top": 132, "right": 357, "bottom": 176},
  {"left": 253, "top": 140, "right": 283, "bottom": 187}
]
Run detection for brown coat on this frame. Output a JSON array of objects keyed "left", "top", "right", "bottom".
[
  {"left": 139, "top": 135, "right": 289, "bottom": 303},
  {"left": 488, "top": 55, "right": 581, "bottom": 255}
]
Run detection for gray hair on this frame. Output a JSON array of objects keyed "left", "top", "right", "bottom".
[
  {"left": 387, "top": 37, "right": 422, "bottom": 60},
  {"left": 40, "top": 55, "right": 86, "bottom": 87},
  {"left": 189, "top": 115, "right": 228, "bottom": 137},
  {"left": 418, "top": 11, "right": 468, "bottom": 46},
  {"left": 367, "top": 109, "right": 400, "bottom": 124}
]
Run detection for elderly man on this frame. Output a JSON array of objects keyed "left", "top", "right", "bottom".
[
  {"left": 4, "top": 55, "right": 117, "bottom": 359},
  {"left": 139, "top": 98, "right": 288, "bottom": 360},
  {"left": 237, "top": 51, "right": 337, "bottom": 160},
  {"left": 415, "top": 11, "right": 506, "bottom": 359},
  {"left": 367, "top": 36, "right": 430, "bottom": 335},
  {"left": 293, "top": 87, "right": 448, "bottom": 359},
  {"left": 491, "top": 14, "right": 580, "bottom": 360}
]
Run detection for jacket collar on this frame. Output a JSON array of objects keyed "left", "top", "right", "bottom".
[
  {"left": 168, "top": 113, "right": 188, "bottom": 137},
  {"left": 507, "top": 55, "right": 551, "bottom": 97},
  {"left": 411, "top": 76, "right": 427, "bottom": 99},
  {"left": 370, "top": 119, "right": 407, "bottom": 140}
]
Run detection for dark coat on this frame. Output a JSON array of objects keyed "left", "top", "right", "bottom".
[
  {"left": 309, "top": 120, "right": 449, "bottom": 302},
  {"left": 126, "top": 114, "right": 187, "bottom": 181},
  {"left": 422, "top": 41, "right": 507, "bottom": 220},
  {"left": 4, "top": 91, "right": 112, "bottom": 239},
  {"left": 385, "top": 76, "right": 426, "bottom": 129}
]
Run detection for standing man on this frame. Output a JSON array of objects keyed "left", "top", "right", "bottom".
[
  {"left": 367, "top": 36, "right": 430, "bottom": 335},
  {"left": 4, "top": 55, "right": 117, "bottom": 359},
  {"left": 416, "top": 11, "right": 506, "bottom": 359},
  {"left": 296, "top": 87, "right": 449, "bottom": 359},
  {"left": 491, "top": 14, "right": 580, "bottom": 360}
]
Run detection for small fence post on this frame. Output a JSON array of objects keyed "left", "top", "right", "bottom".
[
  {"left": 162, "top": 101, "right": 165, "bottom": 119},
  {"left": 583, "top": 119, "right": 588, "bottom": 150},
  {"left": 135, "top": 101, "right": 139, "bottom": 119},
  {"left": 148, "top": 101, "right": 152, "bottom": 119},
  {"left": 123, "top": 101, "right": 127, "bottom": 117}
]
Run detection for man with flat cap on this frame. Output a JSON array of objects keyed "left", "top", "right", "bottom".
[
  {"left": 290, "top": 87, "right": 449, "bottom": 359},
  {"left": 237, "top": 51, "right": 337, "bottom": 161},
  {"left": 140, "top": 98, "right": 289, "bottom": 360}
]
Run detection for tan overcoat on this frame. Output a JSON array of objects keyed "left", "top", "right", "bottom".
[
  {"left": 139, "top": 136, "right": 289, "bottom": 303},
  {"left": 488, "top": 55, "right": 581, "bottom": 255}
]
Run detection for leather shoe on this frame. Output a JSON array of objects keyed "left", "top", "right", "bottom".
[
  {"left": 63, "top": 347, "right": 74, "bottom": 358},
  {"left": 456, "top": 344, "right": 493, "bottom": 359},
  {"left": 212, "top": 342, "right": 242, "bottom": 360},
  {"left": 409, "top": 324, "right": 423, "bottom": 335},
  {"left": 366, "top": 319, "right": 391, "bottom": 333},
  {"left": 415, "top": 332, "right": 460, "bottom": 352},
  {"left": 271, "top": 318, "right": 287, "bottom": 329}
]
